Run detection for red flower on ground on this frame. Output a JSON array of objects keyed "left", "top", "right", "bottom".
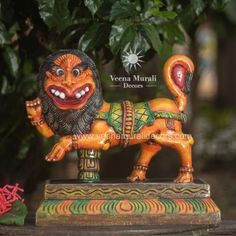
[{"left": 0, "top": 184, "right": 24, "bottom": 215}]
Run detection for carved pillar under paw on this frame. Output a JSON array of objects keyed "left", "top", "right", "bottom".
[{"left": 77, "top": 149, "right": 101, "bottom": 182}]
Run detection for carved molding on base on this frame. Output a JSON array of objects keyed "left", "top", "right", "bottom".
[{"left": 36, "top": 179, "right": 221, "bottom": 226}]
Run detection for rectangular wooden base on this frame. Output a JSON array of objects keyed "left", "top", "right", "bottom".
[{"left": 36, "top": 179, "right": 221, "bottom": 226}]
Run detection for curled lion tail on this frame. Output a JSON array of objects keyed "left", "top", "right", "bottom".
[{"left": 163, "top": 55, "right": 194, "bottom": 112}]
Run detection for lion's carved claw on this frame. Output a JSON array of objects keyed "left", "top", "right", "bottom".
[
  {"left": 127, "top": 170, "right": 147, "bottom": 182},
  {"left": 25, "top": 97, "right": 42, "bottom": 121},
  {"left": 45, "top": 136, "right": 72, "bottom": 162},
  {"left": 174, "top": 172, "right": 193, "bottom": 183}
]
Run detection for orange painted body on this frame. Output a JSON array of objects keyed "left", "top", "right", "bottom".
[{"left": 26, "top": 53, "right": 195, "bottom": 183}]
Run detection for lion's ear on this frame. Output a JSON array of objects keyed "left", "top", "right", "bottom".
[{"left": 46, "top": 71, "right": 52, "bottom": 78}]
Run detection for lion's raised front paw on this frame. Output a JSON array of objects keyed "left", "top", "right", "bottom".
[
  {"left": 45, "top": 136, "right": 72, "bottom": 162},
  {"left": 45, "top": 144, "right": 66, "bottom": 162},
  {"left": 25, "top": 97, "right": 42, "bottom": 121}
]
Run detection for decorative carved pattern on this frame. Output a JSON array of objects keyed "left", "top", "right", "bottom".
[
  {"left": 37, "top": 198, "right": 219, "bottom": 217},
  {"left": 121, "top": 100, "right": 134, "bottom": 147},
  {"left": 96, "top": 102, "right": 187, "bottom": 135},
  {"left": 45, "top": 181, "right": 210, "bottom": 200},
  {"left": 166, "top": 119, "right": 175, "bottom": 131},
  {"left": 37, "top": 180, "right": 220, "bottom": 226},
  {"left": 78, "top": 149, "right": 101, "bottom": 182},
  {"left": 153, "top": 111, "right": 187, "bottom": 122},
  {"left": 133, "top": 164, "right": 149, "bottom": 172},
  {"left": 133, "top": 102, "right": 155, "bottom": 132}
]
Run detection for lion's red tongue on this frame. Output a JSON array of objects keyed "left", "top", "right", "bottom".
[
  {"left": 58, "top": 95, "right": 83, "bottom": 105},
  {"left": 51, "top": 91, "right": 88, "bottom": 107}
]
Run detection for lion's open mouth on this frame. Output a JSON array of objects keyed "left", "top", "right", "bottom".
[{"left": 47, "top": 84, "right": 93, "bottom": 108}]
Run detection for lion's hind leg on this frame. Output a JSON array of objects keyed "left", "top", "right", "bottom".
[
  {"left": 151, "top": 132, "right": 194, "bottom": 183},
  {"left": 127, "top": 142, "right": 162, "bottom": 182}
]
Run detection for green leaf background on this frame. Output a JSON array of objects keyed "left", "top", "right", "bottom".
[
  {"left": 0, "top": 201, "right": 27, "bottom": 226},
  {"left": 37, "top": 0, "right": 72, "bottom": 32}
]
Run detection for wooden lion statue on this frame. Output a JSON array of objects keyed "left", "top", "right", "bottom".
[{"left": 26, "top": 49, "right": 194, "bottom": 183}]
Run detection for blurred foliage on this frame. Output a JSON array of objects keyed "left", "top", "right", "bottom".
[
  {"left": 0, "top": 0, "right": 229, "bottom": 182},
  {"left": 194, "top": 103, "right": 236, "bottom": 167},
  {"left": 213, "top": 0, "right": 236, "bottom": 37}
]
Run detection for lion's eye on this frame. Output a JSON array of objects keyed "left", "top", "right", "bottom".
[
  {"left": 55, "top": 68, "right": 64, "bottom": 76},
  {"left": 72, "top": 68, "right": 80, "bottom": 77}
]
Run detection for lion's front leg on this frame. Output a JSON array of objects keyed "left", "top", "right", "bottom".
[
  {"left": 46, "top": 133, "right": 111, "bottom": 162},
  {"left": 45, "top": 136, "right": 72, "bottom": 162}
]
